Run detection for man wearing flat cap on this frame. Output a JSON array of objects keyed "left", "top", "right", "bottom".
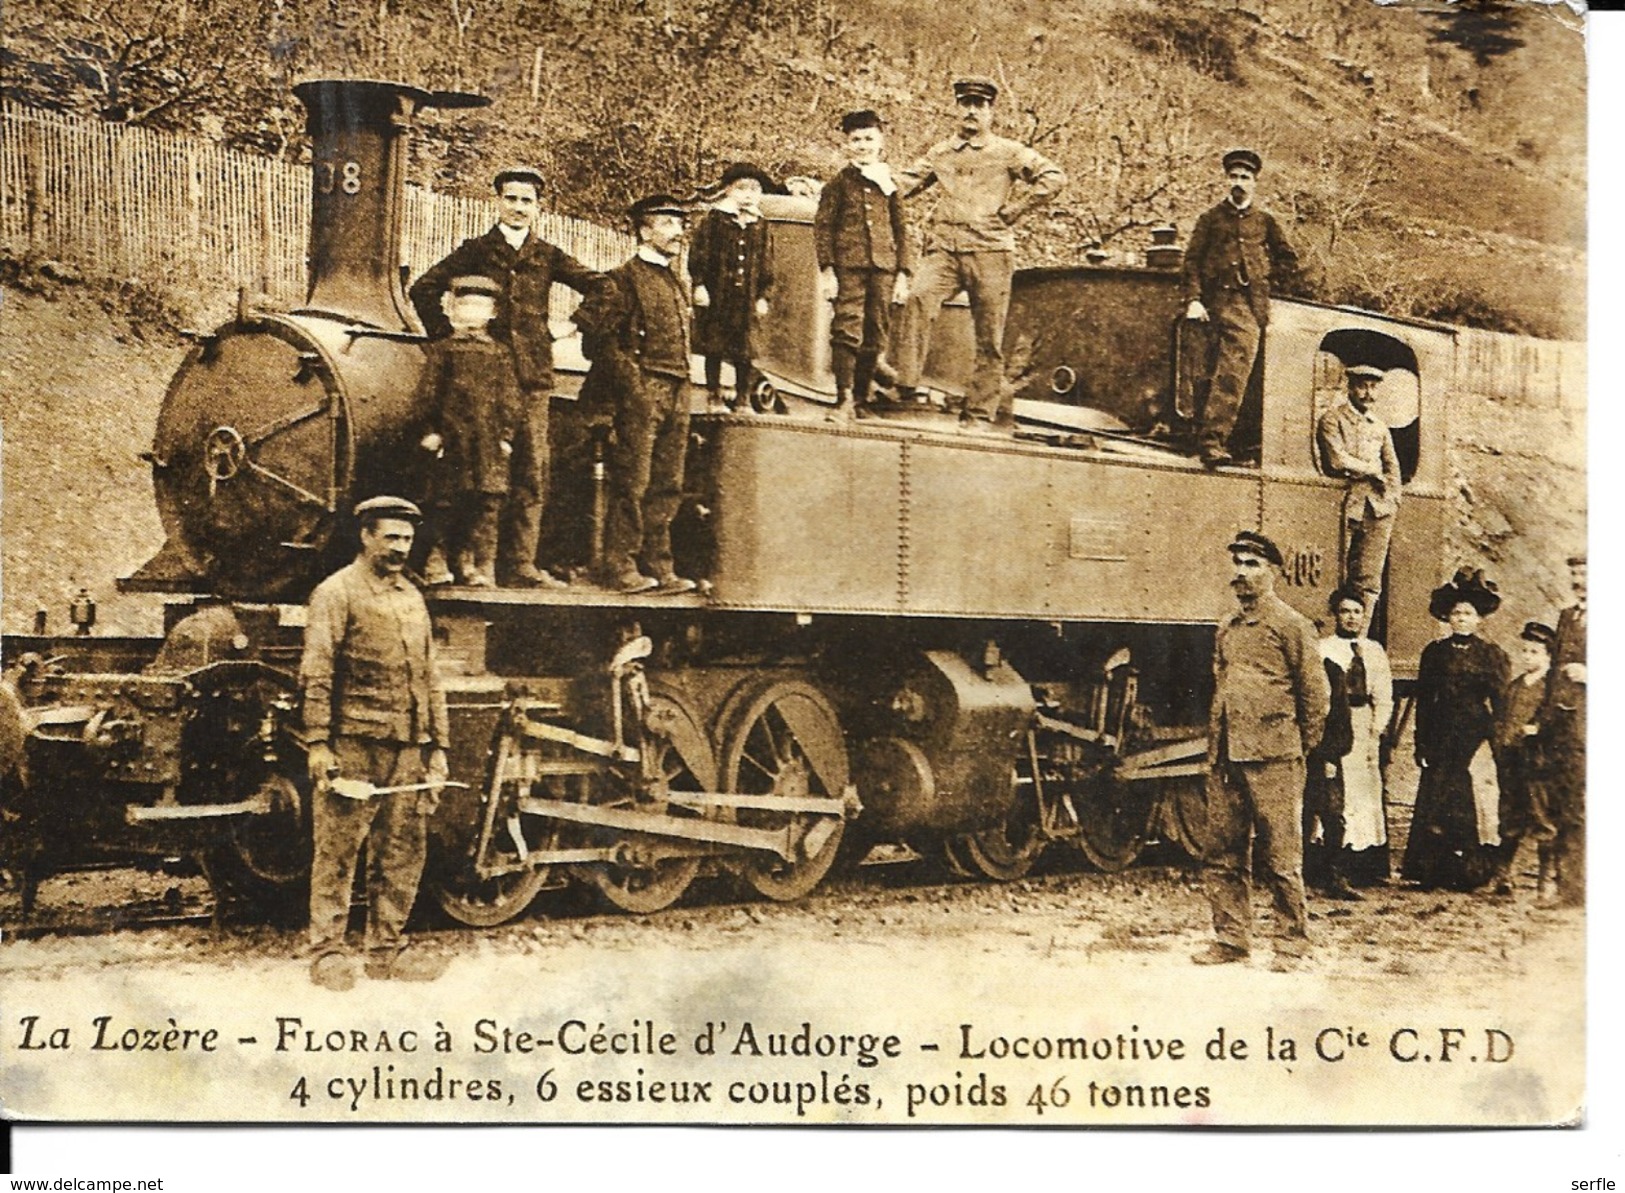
[
  {"left": 1317, "top": 362, "right": 1404, "bottom": 629},
  {"left": 410, "top": 166, "right": 603, "bottom": 588},
  {"left": 300, "top": 496, "right": 450, "bottom": 990},
  {"left": 1195, "top": 530, "right": 1329, "bottom": 972},
  {"left": 1541, "top": 552, "right": 1586, "bottom": 905},
  {"left": 571, "top": 194, "right": 698, "bottom": 595},
  {"left": 892, "top": 75, "right": 1067, "bottom": 429},
  {"left": 1182, "top": 148, "right": 1300, "bottom": 467}
]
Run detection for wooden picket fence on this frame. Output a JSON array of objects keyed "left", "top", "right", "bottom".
[{"left": 0, "top": 100, "right": 631, "bottom": 320}]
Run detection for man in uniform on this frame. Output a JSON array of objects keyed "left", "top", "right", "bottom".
[
  {"left": 571, "top": 194, "right": 697, "bottom": 596},
  {"left": 892, "top": 76, "right": 1066, "bottom": 430},
  {"left": 1317, "top": 363, "right": 1404, "bottom": 629},
  {"left": 301, "top": 496, "right": 450, "bottom": 990},
  {"left": 409, "top": 166, "right": 603, "bottom": 588},
  {"left": 1195, "top": 530, "right": 1330, "bottom": 972},
  {"left": 1541, "top": 552, "right": 1586, "bottom": 905},
  {"left": 1182, "top": 149, "right": 1300, "bottom": 467}
]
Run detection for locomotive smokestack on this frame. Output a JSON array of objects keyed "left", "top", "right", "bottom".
[{"left": 291, "top": 79, "right": 488, "bottom": 331}]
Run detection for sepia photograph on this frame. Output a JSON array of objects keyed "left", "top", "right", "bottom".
[{"left": 0, "top": 0, "right": 1599, "bottom": 1166}]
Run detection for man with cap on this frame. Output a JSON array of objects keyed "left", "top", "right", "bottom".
[
  {"left": 1182, "top": 148, "right": 1300, "bottom": 467},
  {"left": 300, "top": 496, "right": 450, "bottom": 990},
  {"left": 571, "top": 194, "right": 698, "bottom": 595},
  {"left": 892, "top": 76, "right": 1067, "bottom": 430},
  {"left": 1196, "top": 529, "right": 1329, "bottom": 972},
  {"left": 814, "top": 109, "right": 915, "bottom": 419},
  {"left": 689, "top": 162, "right": 776, "bottom": 411},
  {"left": 1317, "top": 362, "right": 1404, "bottom": 628},
  {"left": 1541, "top": 552, "right": 1586, "bottom": 905},
  {"left": 409, "top": 166, "right": 603, "bottom": 588}
]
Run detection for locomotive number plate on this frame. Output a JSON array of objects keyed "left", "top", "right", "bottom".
[
  {"left": 1281, "top": 545, "right": 1328, "bottom": 587},
  {"left": 1068, "top": 516, "right": 1128, "bottom": 562}
]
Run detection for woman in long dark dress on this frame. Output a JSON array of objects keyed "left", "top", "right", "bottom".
[{"left": 1402, "top": 570, "right": 1510, "bottom": 891}]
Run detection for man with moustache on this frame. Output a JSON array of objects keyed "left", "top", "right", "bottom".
[
  {"left": 1182, "top": 149, "right": 1300, "bottom": 468},
  {"left": 571, "top": 195, "right": 698, "bottom": 596},
  {"left": 892, "top": 76, "right": 1066, "bottom": 430},
  {"left": 1541, "top": 552, "right": 1586, "bottom": 905},
  {"left": 301, "top": 497, "right": 450, "bottom": 990},
  {"left": 1317, "top": 363, "right": 1404, "bottom": 629},
  {"left": 1195, "top": 531, "right": 1329, "bottom": 973},
  {"left": 410, "top": 166, "right": 602, "bottom": 587}
]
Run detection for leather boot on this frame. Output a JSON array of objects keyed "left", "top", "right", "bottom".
[
  {"left": 853, "top": 352, "right": 877, "bottom": 419},
  {"left": 829, "top": 346, "right": 857, "bottom": 421},
  {"left": 704, "top": 356, "right": 727, "bottom": 412},
  {"left": 1325, "top": 872, "right": 1364, "bottom": 901}
]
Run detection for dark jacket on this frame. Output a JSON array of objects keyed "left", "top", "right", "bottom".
[
  {"left": 417, "top": 333, "right": 521, "bottom": 496},
  {"left": 688, "top": 208, "right": 775, "bottom": 359},
  {"left": 1181, "top": 201, "right": 1299, "bottom": 326},
  {"left": 814, "top": 165, "right": 916, "bottom": 274},
  {"left": 1541, "top": 603, "right": 1586, "bottom": 755},
  {"left": 1414, "top": 635, "right": 1509, "bottom": 769},
  {"left": 572, "top": 253, "right": 692, "bottom": 381},
  {"left": 408, "top": 225, "right": 601, "bottom": 391}
]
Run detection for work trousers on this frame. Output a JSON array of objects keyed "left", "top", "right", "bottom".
[
  {"left": 1549, "top": 743, "right": 1586, "bottom": 906},
  {"left": 430, "top": 491, "right": 503, "bottom": 581},
  {"left": 605, "top": 371, "right": 690, "bottom": 582},
  {"left": 501, "top": 391, "right": 551, "bottom": 578},
  {"left": 1345, "top": 512, "right": 1396, "bottom": 598},
  {"left": 1198, "top": 296, "right": 1263, "bottom": 453},
  {"left": 893, "top": 249, "right": 1012, "bottom": 421},
  {"left": 1204, "top": 756, "right": 1310, "bottom": 956},
  {"left": 831, "top": 267, "right": 897, "bottom": 355},
  {"left": 1303, "top": 763, "right": 1347, "bottom": 887},
  {"left": 308, "top": 738, "right": 431, "bottom": 959}
]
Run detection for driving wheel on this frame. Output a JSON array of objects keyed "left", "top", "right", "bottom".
[{"left": 719, "top": 677, "right": 849, "bottom": 902}]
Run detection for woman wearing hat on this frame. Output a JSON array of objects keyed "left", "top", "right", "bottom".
[{"left": 1401, "top": 569, "right": 1510, "bottom": 891}]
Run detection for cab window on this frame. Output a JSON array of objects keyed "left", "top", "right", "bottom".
[{"left": 1311, "top": 329, "right": 1421, "bottom": 483}]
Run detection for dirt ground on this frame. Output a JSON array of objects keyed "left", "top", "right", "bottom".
[{"left": 0, "top": 838, "right": 1587, "bottom": 1128}]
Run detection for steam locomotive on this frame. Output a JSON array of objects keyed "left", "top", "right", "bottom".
[{"left": 1, "top": 79, "right": 1466, "bottom": 926}]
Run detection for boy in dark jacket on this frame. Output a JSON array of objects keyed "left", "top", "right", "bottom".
[
  {"left": 814, "top": 110, "right": 914, "bottom": 419},
  {"left": 689, "top": 163, "right": 775, "bottom": 411},
  {"left": 1491, "top": 621, "right": 1559, "bottom": 898},
  {"left": 416, "top": 275, "right": 519, "bottom": 587}
]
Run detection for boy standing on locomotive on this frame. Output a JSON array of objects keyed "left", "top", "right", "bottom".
[
  {"left": 301, "top": 496, "right": 450, "bottom": 990},
  {"left": 814, "top": 109, "right": 914, "bottom": 421},
  {"left": 689, "top": 162, "right": 776, "bottom": 412},
  {"left": 571, "top": 194, "right": 698, "bottom": 596},
  {"left": 1182, "top": 149, "right": 1300, "bottom": 468},
  {"left": 409, "top": 166, "right": 603, "bottom": 588},
  {"left": 416, "top": 274, "right": 519, "bottom": 587}
]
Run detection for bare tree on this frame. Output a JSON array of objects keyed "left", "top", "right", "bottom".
[{"left": 5, "top": 0, "right": 281, "bottom": 125}]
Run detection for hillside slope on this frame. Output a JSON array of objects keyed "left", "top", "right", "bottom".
[{"left": 1, "top": 0, "right": 1587, "bottom": 337}]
